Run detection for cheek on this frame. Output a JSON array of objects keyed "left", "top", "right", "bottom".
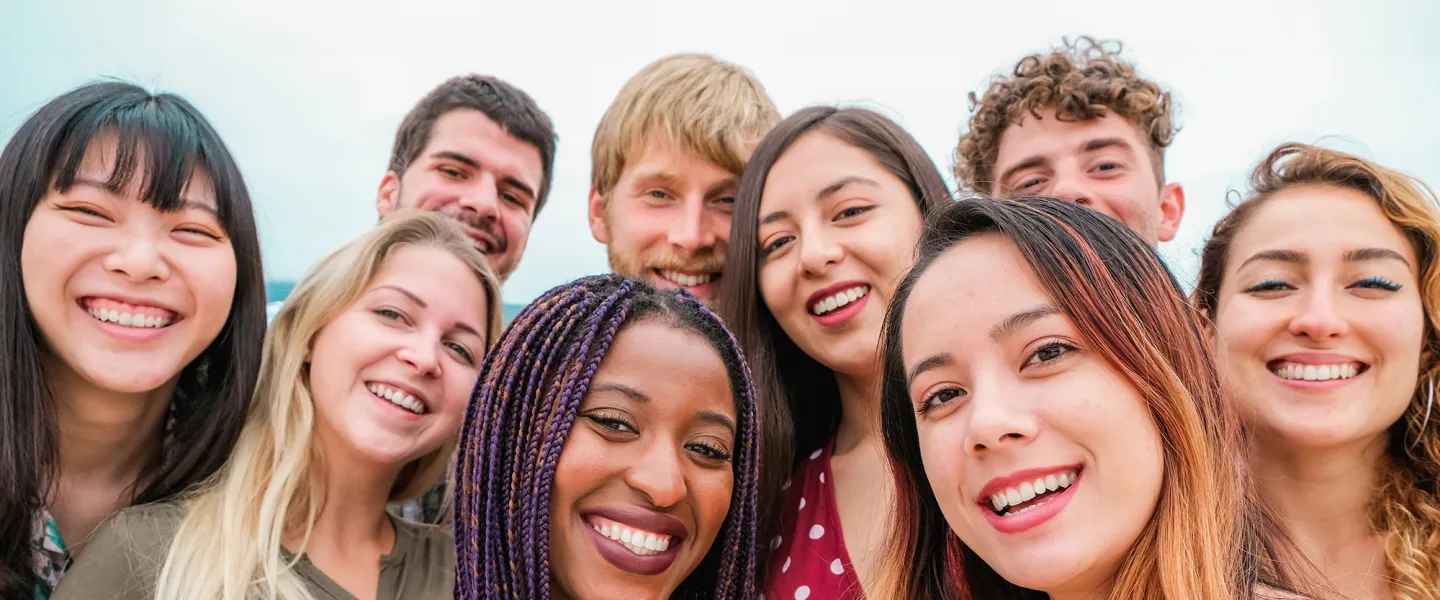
[
  {"left": 551, "top": 431, "right": 613, "bottom": 513},
  {"left": 915, "top": 423, "right": 967, "bottom": 513},
  {"left": 190, "top": 245, "right": 238, "bottom": 319},
  {"left": 693, "top": 469, "right": 735, "bottom": 538},
  {"left": 436, "top": 367, "right": 479, "bottom": 426},
  {"left": 758, "top": 261, "right": 794, "bottom": 314},
  {"left": 1214, "top": 299, "right": 1279, "bottom": 357}
]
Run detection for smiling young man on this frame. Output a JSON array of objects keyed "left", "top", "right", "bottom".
[
  {"left": 588, "top": 53, "right": 781, "bottom": 304},
  {"left": 954, "top": 36, "right": 1185, "bottom": 246},
  {"left": 377, "top": 74, "right": 557, "bottom": 283}
]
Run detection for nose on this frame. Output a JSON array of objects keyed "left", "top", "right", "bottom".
[
  {"left": 456, "top": 172, "right": 502, "bottom": 221},
  {"left": 797, "top": 228, "right": 843, "bottom": 276},
  {"left": 102, "top": 233, "right": 170, "bottom": 283},
  {"left": 396, "top": 334, "right": 443, "bottom": 378},
  {"left": 667, "top": 196, "right": 717, "bottom": 255},
  {"left": 1289, "top": 287, "right": 1350, "bottom": 340},
  {"left": 624, "top": 439, "right": 688, "bottom": 508},
  {"left": 1049, "top": 171, "right": 1101, "bottom": 213},
  {"left": 964, "top": 388, "right": 1039, "bottom": 457}
]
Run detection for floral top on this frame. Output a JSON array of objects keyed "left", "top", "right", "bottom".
[{"left": 32, "top": 509, "right": 70, "bottom": 600}]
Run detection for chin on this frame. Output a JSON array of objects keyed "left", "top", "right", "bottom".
[{"left": 989, "top": 550, "right": 1099, "bottom": 593}]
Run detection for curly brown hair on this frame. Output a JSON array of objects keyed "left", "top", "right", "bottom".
[{"left": 955, "top": 36, "right": 1177, "bottom": 194}]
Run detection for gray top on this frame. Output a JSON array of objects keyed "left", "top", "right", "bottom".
[{"left": 52, "top": 502, "right": 454, "bottom": 600}]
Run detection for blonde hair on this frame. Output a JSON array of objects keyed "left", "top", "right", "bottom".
[
  {"left": 153, "top": 210, "right": 502, "bottom": 600},
  {"left": 1196, "top": 143, "right": 1440, "bottom": 599},
  {"left": 590, "top": 53, "right": 780, "bottom": 198}
]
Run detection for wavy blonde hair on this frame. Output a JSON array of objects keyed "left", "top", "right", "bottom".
[
  {"left": 1196, "top": 142, "right": 1440, "bottom": 599},
  {"left": 152, "top": 210, "right": 502, "bottom": 600}
]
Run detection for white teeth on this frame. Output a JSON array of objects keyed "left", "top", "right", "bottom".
[
  {"left": 366, "top": 383, "right": 426, "bottom": 415},
  {"left": 591, "top": 518, "right": 672, "bottom": 557},
  {"left": 1271, "top": 361, "right": 1361, "bottom": 382},
  {"left": 660, "top": 270, "right": 715, "bottom": 287},
  {"left": 809, "top": 285, "right": 870, "bottom": 316},
  {"left": 86, "top": 306, "right": 174, "bottom": 329},
  {"left": 988, "top": 470, "right": 1079, "bottom": 514}
]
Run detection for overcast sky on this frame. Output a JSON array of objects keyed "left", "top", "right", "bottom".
[{"left": 3, "top": 0, "right": 1437, "bottom": 304}]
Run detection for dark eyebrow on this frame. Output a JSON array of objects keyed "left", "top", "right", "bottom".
[
  {"left": 760, "top": 176, "right": 879, "bottom": 225},
  {"left": 589, "top": 382, "right": 649, "bottom": 404},
  {"left": 990, "top": 304, "right": 1061, "bottom": 342},
  {"left": 907, "top": 353, "right": 954, "bottom": 388},
  {"left": 996, "top": 156, "right": 1048, "bottom": 190},
  {"left": 1080, "top": 137, "right": 1135, "bottom": 155},
  {"left": 1345, "top": 247, "right": 1411, "bottom": 268},
  {"left": 430, "top": 151, "right": 537, "bottom": 205},
  {"left": 373, "top": 283, "right": 483, "bottom": 338},
  {"left": 696, "top": 410, "right": 737, "bottom": 435},
  {"left": 74, "top": 177, "right": 221, "bottom": 219},
  {"left": 1239, "top": 249, "right": 1307, "bottom": 270}
]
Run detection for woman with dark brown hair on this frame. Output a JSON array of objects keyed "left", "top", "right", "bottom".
[
  {"left": 716, "top": 105, "right": 949, "bottom": 599},
  {"left": 1196, "top": 143, "right": 1440, "bottom": 600},
  {"left": 874, "top": 195, "right": 1313, "bottom": 599}
]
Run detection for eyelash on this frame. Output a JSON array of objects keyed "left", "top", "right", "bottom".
[
  {"left": 688, "top": 440, "right": 732, "bottom": 462},
  {"left": 1025, "top": 341, "right": 1077, "bottom": 367},
  {"left": 916, "top": 387, "right": 964, "bottom": 415},
  {"left": 1244, "top": 277, "right": 1404, "bottom": 293},
  {"left": 1355, "top": 276, "right": 1402, "bottom": 291},
  {"left": 586, "top": 414, "right": 637, "bottom": 434},
  {"left": 836, "top": 205, "right": 872, "bottom": 220},
  {"left": 1244, "top": 279, "right": 1294, "bottom": 293},
  {"left": 762, "top": 235, "right": 794, "bottom": 256}
]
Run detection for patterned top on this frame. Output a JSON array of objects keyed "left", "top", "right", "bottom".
[
  {"left": 32, "top": 509, "right": 70, "bottom": 600},
  {"left": 762, "top": 441, "right": 864, "bottom": 600}
]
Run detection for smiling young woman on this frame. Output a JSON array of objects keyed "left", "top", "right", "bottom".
[
  {"left": 454, "top": 274, "right": 761, "bottom": 600},
  {"left": 1196, "top": 143, "right": 1440, "bottom": 600},
  {"left": 52, "top": 210, "right": 501, "bottom": 600},
  {"left": 873, "top": 196, "right": 1317, "bottom": 600}
]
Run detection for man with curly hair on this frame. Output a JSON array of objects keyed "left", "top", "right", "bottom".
[{"left": 955, "top": 36, "right": 1184, "bottom": 245}]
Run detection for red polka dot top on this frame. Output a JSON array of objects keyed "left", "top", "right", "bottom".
[{"left": 761, "top": 441, "right": 864, "bottom": 600}]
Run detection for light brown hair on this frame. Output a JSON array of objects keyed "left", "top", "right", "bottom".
[
  {"left": 954, "top": 36, "right": 1176, "bottom": 195},
  {"left": 1196, "top": 142, "right": 1440, "bottom": 599}
]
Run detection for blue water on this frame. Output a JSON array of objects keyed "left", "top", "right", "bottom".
[{"left": 265, "top": 281, "right": 525, "bottom": 322}]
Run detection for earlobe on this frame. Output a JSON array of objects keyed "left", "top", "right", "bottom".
[
  {"left": 589, "top": 188, "right": 611, "bottom": 244},
  {"left": 376, "top": 171, "right": 402, "bottom": 217},
  {"left": 1156, "top": 183, "right": 1186, "bottom": 243}
]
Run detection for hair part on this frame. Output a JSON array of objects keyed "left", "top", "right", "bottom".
[
  {"left": 715, "top": 104, "right": 952, "bottom": 583},
  {"left": 388, "top": 74, "right": 558, "bottom": 213},
  {"left": 954, "top": 36, "right": 1176, "bottom": 195},
  {"left": 590, "top": 53, "right": 780, "bottom": 200},
  {"left": 0, "top": 81, "right": 265, "bottom": 595},
  {"left": 1194, "top": 142, "right": 1440, "bottom": 598},
  {"left": 873, "top": 196, "right": 1313, "bottom": 599},
  {"left": 454, "top": 274, "right": 761, "bottom": 599},
  {"left": 152, "top": 210, "right": 500, "bottom": 600}
]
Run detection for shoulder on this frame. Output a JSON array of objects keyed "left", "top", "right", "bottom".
[
  {"left": 51, "top": 503, "right": 186, "bottom": 600},
  {"left": 390, "top": 517, "right": 455, "bottom": 596}
]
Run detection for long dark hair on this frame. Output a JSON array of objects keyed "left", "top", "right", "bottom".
[
  {"left": 875, "top": 196, "right": 1314, "bottom": 599},
  {"left": 454, "top": 274, "right": 761, "bottom": 599},
  {"left": 715, "top": 105, "right": 951, "bottom": 565},
  {"left": 0, "top": 81, "right": 265, "bottom": 594}
]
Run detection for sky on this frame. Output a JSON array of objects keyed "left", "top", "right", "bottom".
[{"left": 2, "top": 0, "right": 1437, "bottom": 304}]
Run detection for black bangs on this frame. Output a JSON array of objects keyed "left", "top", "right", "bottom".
[{"left": 45, "top": 82, "right": 244, "bottom": 231}]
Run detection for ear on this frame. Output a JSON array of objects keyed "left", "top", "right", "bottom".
[
  {"left": 1155, "top": 183, "right": 1185, "bottom": 243},
  {"left": 588, "top": 187, "right": 611, "bottom": 244},
  {"left": 376, "top": 171, "right": 402, "bottom": 218}
]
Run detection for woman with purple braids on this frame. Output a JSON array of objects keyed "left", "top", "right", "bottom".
[{"left": 454, "top": 274, "right": 761, "bottom": 600}]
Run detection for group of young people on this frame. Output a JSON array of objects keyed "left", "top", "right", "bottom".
[{"left": 2, "top": 34, "right": 1436, "bottom": 600}]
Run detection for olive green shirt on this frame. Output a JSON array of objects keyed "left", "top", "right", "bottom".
[{"left": 51, "top": 503, "right": 454, "bottom": 600}]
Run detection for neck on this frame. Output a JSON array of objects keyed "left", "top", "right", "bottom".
[
  {"left": 1252, "top": 431, "right": 1386, "bottom": 557},
  {"left": 832, "top": 367, "right": 880, "bottom": 454},
  {"left": 297, "top": 434, "right": 403, "bottom": 555},
  {"left": 50, "top": 357, "right": 173, "bottom": 493}
]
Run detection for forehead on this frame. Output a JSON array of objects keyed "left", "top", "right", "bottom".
[
  {"left": 760, "top": 132, "right": 906, "bottom": 206},
  {"left": 369, "top": 245, "right": 488, "bottom": 316},
  {"left": 618, "top": 136, "right": 737, "bottom": 185},
  {"left": 72, "top": 132, "right": 218, "bottom": 209},
  {"left": 418, "top": 109, "right": 543, "bottom": 176},
  {"left": 903, "top": 234, "right": 1049, "bottom": 348},
  {"left": 994, "top": 110, "right": 1148, "bottom": 167},
  {"left": 592, "top": 319, "right": 734, "bottom": 414},
  {"left": 1229, "top": 185, "right": 1416, "bottom": 268}
]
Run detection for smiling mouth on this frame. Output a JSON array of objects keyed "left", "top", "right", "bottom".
[
  {"left": 1267, "top": 360, "right": 1368, "bottom": 382},
  {"left": 654, "top": 269, "right": 719, "bottom": 288},
  {"left": 986, "top": 469, "right": 1079, "bottom": 516},
  {"left": 808, "top": 285, "right": 869, "bottom": 316},
  {"left": 588, "top": 516, "right": 674, "bottom": 555},
  {"left": 81, "top": 297, "right": 178, "bottom": 329},
  {"left": 366, "top": 382, "right": 428, "bottom": 415}
]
